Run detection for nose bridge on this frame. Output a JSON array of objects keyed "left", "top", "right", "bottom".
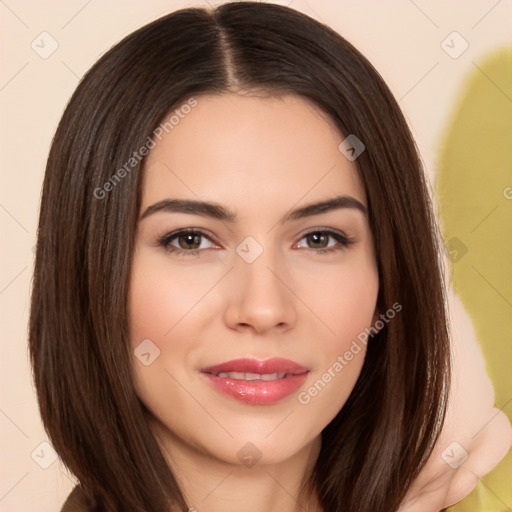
[{"left": 225, "top": 234, "right": 297, "bottom": 332}]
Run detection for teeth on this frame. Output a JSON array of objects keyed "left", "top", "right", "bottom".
[
  {"left": 261, "top": 372, "right": 286, "bottom": 381},
  {"left": 215, "top": 372, "right": 287, "bottom": 380},
  {"left": 218, "top": 372, "right": 245, "bottom": 379}
]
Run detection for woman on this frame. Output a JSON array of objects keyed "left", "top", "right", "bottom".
[{"left": 29, "top": 2, "right": 496, "bottom": 511}]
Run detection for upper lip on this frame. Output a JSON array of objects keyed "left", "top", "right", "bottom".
[{"left": 201, "top": 357, "right": 309, "bottom": 376}]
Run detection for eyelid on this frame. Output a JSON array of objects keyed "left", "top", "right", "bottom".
[{"left": 299, "top": 226, "right": 350, "bottom": 239}]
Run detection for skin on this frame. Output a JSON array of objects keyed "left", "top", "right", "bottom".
[{"left": 128, "top": 92, "right": 379, "bottom": 512}]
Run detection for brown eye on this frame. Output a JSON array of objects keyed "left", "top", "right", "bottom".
[
  {"left": 305, "top": 232, "right": 330, "bottom": 249},
  {"left": 176, "top": 233, "right": 202, "bottom": 250},
  {"left": 158, "top": 229, "right": 216, "bottom": 256},
  {"left": 296, "top": 229, "right": 354, "bottom": 254}
]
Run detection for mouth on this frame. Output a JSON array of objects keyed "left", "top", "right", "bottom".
[
  {"left": 200, "top": 358, "right": 310, "bottom": 405},
  {"left": 208, "top": 371, "right": 291, "bottom": 380}
]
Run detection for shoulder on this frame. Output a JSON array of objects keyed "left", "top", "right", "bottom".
[{"left": 60, "top": 484, "right": 90, "bottom": 512}]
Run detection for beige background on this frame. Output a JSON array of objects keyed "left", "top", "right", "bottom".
[{"left": 0, "top": 1, "right": 510, "bottom": 510}]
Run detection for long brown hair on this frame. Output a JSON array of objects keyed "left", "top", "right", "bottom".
[{"left": 29, "top": 2, "right": 450, "bottom": 511}]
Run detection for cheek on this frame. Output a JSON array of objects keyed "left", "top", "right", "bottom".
[
  {"left": 128, "top": 257, "right": 199, "bottom": 424},
  {"left": 331, "top": 272, "right": 378, "bottom": 345},
  {"left": 127, "top": 254, "right": 222, "bottom": 409},
  {"left": 306, "top": 255, "right": 379, "bottom": 349},
  {"left": 296, "top": 254, "right": 378, "bottom": 416},
  {"left": 128, "top": 255, "right": 215, "bottom": 346},
  {"left": 128, "top": 274, "right": 174, "bottom": 346}
]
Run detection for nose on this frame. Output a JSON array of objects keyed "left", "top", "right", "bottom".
[{"left": 223, "top": 245, "right": 297, "bottom": 335}]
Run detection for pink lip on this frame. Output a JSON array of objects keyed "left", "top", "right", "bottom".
[
  {"left": 201, "top": 357, "right": 309, "bottom": 375},
  {"left": 201, "top": 358, "right": 310, "bottom": 405}
]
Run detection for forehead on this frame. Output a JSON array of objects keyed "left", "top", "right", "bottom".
[{"left": 141, "top": 93, "right": 366, "bottom": 216}]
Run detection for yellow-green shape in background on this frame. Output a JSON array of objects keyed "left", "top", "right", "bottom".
[{"left": 436, "top": 48, "right": 512, "bottom": 511}]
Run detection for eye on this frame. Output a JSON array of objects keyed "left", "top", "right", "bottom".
[
  {"left": 157, "top": 227, "right": 354, "bottom": 257},
  {"left": 295, "top": 229, "right": 354, "bottom": 254},
  {"left": 158, "top": 229, "right": 217, "bottom": 256}
]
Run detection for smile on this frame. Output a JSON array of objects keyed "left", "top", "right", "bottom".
[
  {"left": 201, "top": 358, "right": 310, "bottom": 405},
  {"left": 211, "top": 372, "right": 287, "bottom": 380}
]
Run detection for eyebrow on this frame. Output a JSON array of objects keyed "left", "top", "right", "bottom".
[{"left": 139, "top": 194, "right": 367, "bottom": 223}]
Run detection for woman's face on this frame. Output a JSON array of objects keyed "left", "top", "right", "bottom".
[{"left": 129, "top": 92, "right": 379, "bottom": 467}]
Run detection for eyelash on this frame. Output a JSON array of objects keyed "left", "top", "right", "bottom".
[{"left": 157, "top": 228, "right": 355, "bottom": 257}]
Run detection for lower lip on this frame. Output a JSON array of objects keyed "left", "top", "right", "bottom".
[{"left": 202, "top": 372, "right": 309, "bottom": 405}]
